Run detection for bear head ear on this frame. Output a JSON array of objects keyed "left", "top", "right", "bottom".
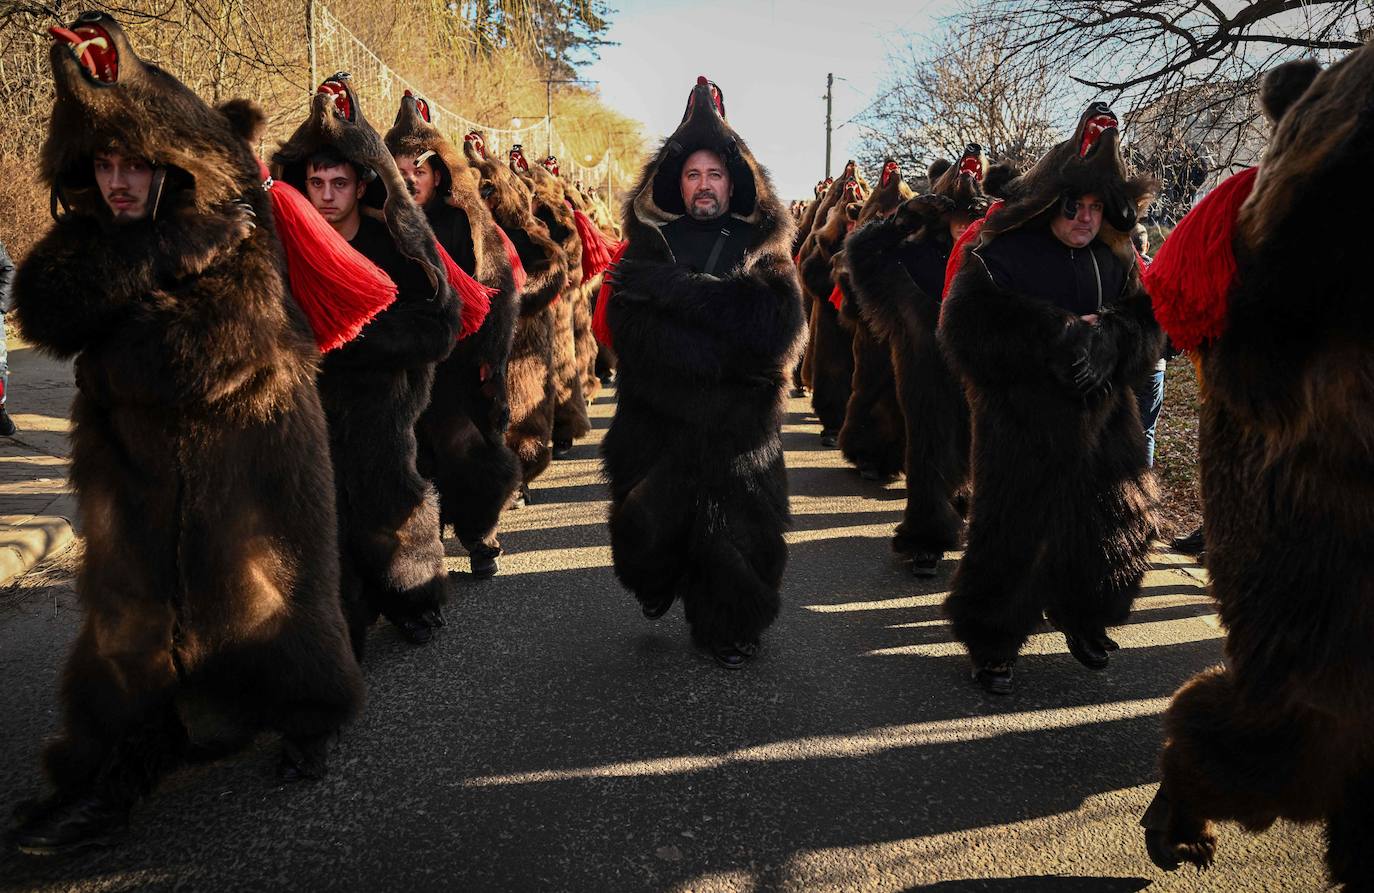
[
  {"left": 1260, "top": 59, "right": 1321, "bottom": 125},
  {"left": 983, "top": 163, "right": 1020, "bottom": 199},
  {"left": 218, "top": 98, "right": 268, "bottom": 144},
  {"left": 927, "top": 158, "right": 953, "bottom": 183}
]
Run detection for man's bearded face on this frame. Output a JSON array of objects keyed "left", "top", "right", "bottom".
[
  {"left": 94, "top": 151, "right": 153, "bottom": 222},
  {"left": 394, "top": 152, "right": 439, "bottom": 207},
  {"left": 679, "top": 149, "right": 732, "bottom": 221}
]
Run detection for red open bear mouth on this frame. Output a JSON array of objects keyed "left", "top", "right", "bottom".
[
  {"left": 404, "top": 89, "right": 431, "bottom": 123},
  {"left": 880, "top": 161, "right": 899, "bottom": 187},
  {"left": 318, "top": 77, "right": 353, "bottom": 122},
  {"left": 957, "top": 154, "right": 983, "bottom": 181},
  {"left": 1079, "top": 112, "right": 1118, "bottom": 158},
  {"left": 49, "top": 21, "right": 118, "bottom": 85}
]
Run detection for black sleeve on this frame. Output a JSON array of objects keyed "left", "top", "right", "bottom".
[{"left": 0, "top": 240, "right": 15, "bottom": 313}]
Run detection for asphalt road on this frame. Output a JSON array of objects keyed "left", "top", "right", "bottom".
[{"left": 0, "top": 386, "right": 1328, "bottom": 892}]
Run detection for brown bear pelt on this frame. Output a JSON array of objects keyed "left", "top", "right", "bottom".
[
  {"left": 561, "top": 181, "right": 608, "bottom": 402},
  {"left": 274, "top": 74, "right": 461, "bottom": 653},
  {"left": 464, "top": 134, "right": 568, "bottom": 495},
  {"left": 512, "top": 151, "right": 592, "bottom": 449},
  {"left": 846, "top": 150, "right": 994, "bottom": 564},
  {"left": 1143, "top": 52, "right": 1374, "bottom": 891},
  {"left": 937, "top": 104, "right": 1161, "bottom": 675},
  {"left": 11, "top": 14, "right": 363, "bottom": 822},
  {"left": 602, "top": 78, "right": 805, "bottom": 651},
  {"left": 384, "top": 95, "right": 519, "bottom": 570},
  {"left": 800, "top": 175, "right": 866, "bottom": 438},
  {"left": 833, "top": 159, "right": 912, "bottom": 481}
]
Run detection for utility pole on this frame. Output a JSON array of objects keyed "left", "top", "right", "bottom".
[
  {"left": 306, "top": 0, "right": 317, "bottom": 96},
  {"left": 541, "top": 77, "right": 598, "bottom": 158},
  {"left": 824, "top": 72, "right": 834, "bottom": 178}
]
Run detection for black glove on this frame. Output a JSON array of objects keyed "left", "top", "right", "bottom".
[{"left": 1054, "top": 320, "right": 1118, "bottom": 398}]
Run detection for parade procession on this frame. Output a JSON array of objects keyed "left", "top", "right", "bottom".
[{"left": 0, "top": 0, "right": 1369, "bottom": 889}]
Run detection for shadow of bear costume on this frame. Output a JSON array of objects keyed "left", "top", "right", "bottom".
[
  {"left": 1141, "top": 53, "right": 1374, "bottom": 892},
  {"left": 601, "top": 77, "right": 804, "bottom": 656},
  {"left": 385, "top": 94, "right": 519, "bottom": 577},
  {"left": 938, "top": 103, "right": 1161, "bottom": 692},
  {"left": 846, "top": 149, "right": 997, "bottom": 572},
  {"left": 274, "top": 74, "right": 462, "bottom": 655},
  {"left": 464, "top": 133, "right": 568, "bottom": 499},
  {"left": 10, "top": 14, "right": 363, "bottom": 852}
]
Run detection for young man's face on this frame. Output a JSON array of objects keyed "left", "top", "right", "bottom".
[
  {"left": 949, "top": 213, "right": 975, "bottom": 242},
  {"left": 679, "top": 149, "right": 732, "bottom": 221},
  {"left": 394, "top": 152, "right": 439, "bottom": 208},
  {"left": 94, "top": 151, "right": 154, "bottom": 222},
  {"left": 1050, "top": 193, "right": 1104, "bottom": 249},
  {"left": 306, "top": 162, "right": 366, "bottom": 230}
]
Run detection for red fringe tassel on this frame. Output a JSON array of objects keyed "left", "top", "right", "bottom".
[
  {"left": 1144, "top": 167, "right": 1257, "bottom": 352},
  {"left": 572, "top": 209, "right": 618, "bottom": 280},
  {"left": 434, "top": 239, "right": 496, "bottom": 341},
  {"left": 592, "top": 239, "right": 631, "bottom": 350},
  {"left": 259, "top": 160, "right": 396, "bottom": 352}
]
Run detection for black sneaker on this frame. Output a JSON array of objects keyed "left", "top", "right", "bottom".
[
  {"left": 469, "top": 543, "right": 501, "bottom": 580},
  {"left": 1065, "top": 632, "right": 1111, "bottom": 669},
  {"left": 819, "top": 428, "right": 839, "bottom": 448},
  {"left": 712, "top": 642, "right": 750, "bottom": 670},
  {"left": 0, "top": 407, "right": 15, "bottom": 437},
  {"left": 910, "top": 552, "right": 941, "bottom": 578},
  {"left": 972, "top": 660, "right": 1014, "bottom": 695},
  {"left": 1170, "top": 526, "right": 1204, "bottom": 555},
  {"left": 640, "top": 593, "right": 674, "bottom": 620},
  {"left": 552, "top": 440, "right": 573, "bottom": 459},
  {"left": 13, "top": 794, "right": 129, "bottom": 856}
]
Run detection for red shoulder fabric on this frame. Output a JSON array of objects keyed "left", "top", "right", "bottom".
[
  {"left": 592, "top": 239, "right": 632, "bottom": 349},
  {"left": 572, "top": 209, "right": 618, "bottom": 280},
  {"left": 259, "top": 159, "right": 397, "bottom": 352},
  {"left": 828, "top": 282, "right": 845, "bottom": 311},
  {"left": 433, "top": 239, "right": 497, "bottom": 341},
  {"left": 1144, "top": 166, "right": 1257, "bottom": 351},
  {"left": 943, "top": 199, "right": 1002, "bottom": 301}
]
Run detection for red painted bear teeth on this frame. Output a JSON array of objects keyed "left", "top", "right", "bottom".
[
  {"left": 317, "top": 80, "right": 352, "bottom": 122},
  {"left": 1079, "top": 114, "right": 1118, "bottom": 158},
  {"left": 49, "top": 24, "right": 118, "bottom": 84},
  {"left": 958, "top": 154, "right": 983, "bottom": 181}
]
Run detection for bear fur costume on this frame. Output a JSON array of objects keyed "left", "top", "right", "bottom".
[
  {"left": 601, "top": 77, "right": 805, "bottom": 657},
  {"left": 384, "top": 94, "right": 519, "bottom": 577},
  {"left": 274, "top": 73, "right": 462, "bottom": 654},
  {"left": 563, "top": 181, "right": 613, "bottom": 402},
  {"left": 800, "top": 175, "right": 866, "bottom": 442},
  {"left": 1141, "top": 54, "right": 1374, "bottom": 891},
  {"left": 832, "top": 159, "right": 913, "bottom": 481},
  {"left": 938, "top": 103, "right": 1161, "bottom": 693},
  {"left": 846, "top": 148, "right": 996, "bottom": 572},
  {"left": 510, "top": 147, "right": 592, "bottom": 454},
  {"left": 10, "top": 15, "right": 363, "bottom": 851},
  {"left": 463, "top": 133, "right": 568, "bottom": 499}
]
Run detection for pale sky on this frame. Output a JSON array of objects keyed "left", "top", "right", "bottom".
[{"left": 585, "top": 0, "right": 961, "bottom": 200}]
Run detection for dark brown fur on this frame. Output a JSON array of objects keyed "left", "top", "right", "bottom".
[
  {"left": 11, "top": 15, "right": 362, "bottom": 823},
  {"left": 1146, "top": 51, "right": 1374, "bottom": 891},
  {"left": 274, "top": 74, "right": 461, "bottom": 653},
  {"left": 464, "top": 136, "right": 568, "bottom": 493},
  {"left": 385, "top": 95, "right": 520, "bottom": 567}
]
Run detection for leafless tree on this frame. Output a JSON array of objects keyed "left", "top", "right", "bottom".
[{"left": 854, "top": 15, "right": 1070, "bottom": 180}]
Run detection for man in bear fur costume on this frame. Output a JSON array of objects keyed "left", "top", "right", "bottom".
[
  {"left": 385, "top": 93, "right": 518, "bottom": 579},
  {"left": 800, "top": 169, "right": 866, "bottom": 445},
  {"left": 10, "top": 14, "right": 363, "bottom": 853},
  {"left": 598, "top": 77, "right": 804, "bottom": 669},
  {"left": 509, "top": 145, "right": 592, "bottom": 458},
  {"left": 463, "top": 133, "right": 568, "bottom": 503},
  {"left": 938, "top": 104, "right": 1161, "bottom": 695},
  {"left": 1140, "top": 54, "right": 1374, "bottom": 891},
  {"left": 846, "top": 148, "right": 996, "bottom": 577},
  {"left": 832, "top": 159, "right": 913, "bottom": 482},
  {"left": 275, "top": 74, "right": 462, "bottom": 652}
]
